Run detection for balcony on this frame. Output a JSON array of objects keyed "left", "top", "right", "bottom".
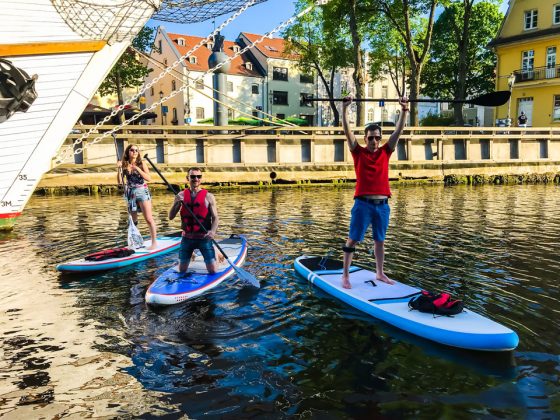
[{"left": 513, "top": 65, "right": 560, "bottom": 83}]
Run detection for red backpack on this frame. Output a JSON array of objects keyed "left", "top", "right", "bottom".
[
  {"left": 408, "top": 290, "right": 464, "bottom": 317},
  {"left": 84, "top": 247, "right": 135, "bottom": 261}
]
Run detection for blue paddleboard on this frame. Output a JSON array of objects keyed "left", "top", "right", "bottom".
[
  {"left": 294, "top": 256, "right": 519, "bottom": 351},
  {"left": 56, "top": 233, "right": 182, "bottom": 273},
  {"left": 145, "top": 235, "right": 248, "bottom": 305}
]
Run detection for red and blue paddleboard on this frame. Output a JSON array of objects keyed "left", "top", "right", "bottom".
[{"left": 145, "top": 235, "right": 248, "bottom": 305}]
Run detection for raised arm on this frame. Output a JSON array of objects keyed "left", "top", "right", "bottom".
[
  {"left": 387, "top": 97, "right": 409, "bottom": 152},
  {"left": 342, "top": 96, "right": 358, "bottom": 152}
]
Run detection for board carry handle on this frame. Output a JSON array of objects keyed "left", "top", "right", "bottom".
[{"left": 143, "top": 154, "right": 260, "bottom": 288}]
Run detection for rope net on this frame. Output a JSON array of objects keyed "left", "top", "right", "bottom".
[
  {"left": 154, "top": 0, "right": 268, "bottom": 24},
  {"left": 51, "top": 0, "right": 159, "bottom": 43}
]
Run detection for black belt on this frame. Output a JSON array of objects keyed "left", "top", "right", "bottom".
[{"left": 356, "top": 196, "right": 388, "bottom": 205}]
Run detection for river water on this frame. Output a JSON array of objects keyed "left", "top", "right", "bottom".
[{"left": 0, "top": 184, "right": 558, "bottom": 418}]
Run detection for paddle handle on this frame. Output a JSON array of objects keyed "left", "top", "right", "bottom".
[
  {"left": 305, "top": 98, "right": 468, "bottom": 104},
  {"left": 143, "top": 154, "right": 231, "bottom": 262}
]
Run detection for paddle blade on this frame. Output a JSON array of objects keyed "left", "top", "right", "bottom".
[
  {"left": 128, "top": 215, "right": 144, "bottom": 249},
  {"left": 233, "top": 265, "right": 260, "bottom": 288},
  {"left": 469, "top": 91, "right": 511, "bottom": 107}
]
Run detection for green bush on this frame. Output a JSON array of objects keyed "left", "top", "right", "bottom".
[
  {"left": 420, "top": 113, "right": 455, "bottom": 126},
  {"left": 197, "top": 117, "right": 260, "bottom": 126}
]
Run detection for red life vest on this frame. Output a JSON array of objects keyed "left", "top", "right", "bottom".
[{"left": 180, "top": 188, "right": 212, "bottom": 239}]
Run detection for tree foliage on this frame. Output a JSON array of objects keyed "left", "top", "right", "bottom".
[
  {"left": 421, "top": 1, "right": 503, "bottom": 124},
  {"left": 97, "top": 26, "right": 156, "bottom": 105},
  {"left": 284, "top": 0, "right": 353, "bottom": 126}
]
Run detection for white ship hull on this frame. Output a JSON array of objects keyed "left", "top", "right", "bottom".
[{"left": 0, "top": 0, "right": 158, "bottom": 230}]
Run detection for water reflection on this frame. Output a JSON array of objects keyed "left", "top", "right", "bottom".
[{"left": 0, "top": 184, "right": 559, "bottom": 417}]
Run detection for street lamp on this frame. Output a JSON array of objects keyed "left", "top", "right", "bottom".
[
  {"left": 159, "top": 90, "right": 164, "bottom": 125},
  {"left": 506, "top": 73, "right": 516, "bottom": 126}
]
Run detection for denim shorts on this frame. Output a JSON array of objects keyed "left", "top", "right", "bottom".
[
  {"left": 127, "top": 185, "right": 151, "bottom": 213},
  {"left": 179, "top": 237, "right": 216, "bottom": 264},
  {"left": 348, "top": 198, "right": 390, "bottom": 242}
]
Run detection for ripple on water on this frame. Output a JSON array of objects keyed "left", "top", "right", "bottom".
[{"left": 0, "top": 185, "right": 559, "bottom": 417}]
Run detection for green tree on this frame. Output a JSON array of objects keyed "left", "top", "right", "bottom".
[
  {"left": 97, "top": 26, "right": 156, "bottom": 109},
  {"left": 421, "top": 1, "right": 503, "bottom": 125},
  {"left": 284, "top": 0, "right": 352, "bottom": 126},
  {"left": 376, "top": 0, "right": 447, "bottom": 125}
]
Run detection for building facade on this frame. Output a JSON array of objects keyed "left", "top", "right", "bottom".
[
  {"left": 145, "top": 27, "right": 265, "bottom": 126},
  {"left": 491, "top": 0, "right": 560, "bottom": 127}
]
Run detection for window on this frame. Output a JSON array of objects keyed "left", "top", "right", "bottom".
[
  {"left": 553, "top": 95, "right": 560, "bottom": 121},
  {"left": 189, "top": 56, "right": 197, "bottom": 64},
  {"left": 233, "top": 45, "right": 240, "bottom": 53},
  {"left": 252, "top": 84, "right": 259, "bottom": 94},
  {"left": 158, "top": 40, "right": 162, "bottom": 52},
  {"left": 367, "top": 108, "right": 374, "bottom": 122},
  {"left": 171, "top": 80, "right": 176, "bottom": 91},
  {"left": 272, "top": 91, "right": 288, "bottom": 105},
  {"left": 300, "top": 73, "right": 314, "bottom": 83},
  {"left": 381, "top": 85, "right": 388, "bottom": 99},
  {"left": 150, "top": 86, "right": 154, "bottom": 96},
  {"left": 245, "top": 62, "right": 253, "bottom": 70},
  {"left": 554, "top": 5, "right": 560, "bottom": 25},
  {"left": 367, "top": 84, "right": 374, "bottom": 98},
  {"left": 178, "top": 38, "right": 185, "bottom": 46},
  {"left": 546, "top": 47, "right": 557, "bottom": 78},
  {"left": 524, "top": 9, "right": 538, "bottom": 30},
  {"left": 273, "top": 67, "right": 288, "bottom": 81},
  {"left": 522, "top": 50, "right": 534, "bottom": 79},
  {"left": 172, "top": 108, "right": 178, "bottom": 125},
  {"left": 300, "top": 93, "right": 313, "bottom": 107},
  {"left": 227, "top": 81, "right": 233, "bottom": 92},
  {"left": 195, "top": 79, "right": 204, "bottom": 90},
  {"left": 196, "top": 107, "right": 204, "bottom": 120}
]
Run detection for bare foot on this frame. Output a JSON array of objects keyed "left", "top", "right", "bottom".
[
  {"left": 217, "top": 253, "right": 226, "bottom": 264},
  {"left": 147, "top": 242, "right": 158, "bottom": 251},
  {"left": 341, "top": 275, "right": 352, "bottom": 289},
  {"left": 376, "top": 272, "right": 395, "bottom": 285}
]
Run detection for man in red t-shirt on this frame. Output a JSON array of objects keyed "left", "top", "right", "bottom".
[{"left": 341, "top": 96, "right": 409, "bottom": 289}]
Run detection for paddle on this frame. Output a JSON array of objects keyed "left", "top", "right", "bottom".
[
  {"left": 143, "top": 154, "right": 260, "bottom": 288},
  {"left": 303, "top": 90, "right": 511, "bottom": 107},
  {"left": 113, "top": 135, "right": 143, "bottom": 249}
]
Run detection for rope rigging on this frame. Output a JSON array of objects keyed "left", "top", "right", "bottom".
[{"left": 55, "top": 1, "right": 315, "bottom": 163}]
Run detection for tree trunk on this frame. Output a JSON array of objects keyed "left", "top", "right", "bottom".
[
  {"left": 115, "top": 70, "right": 125, "bottom": 124},
  {"left": 454, "top": 0, "right": 474, "bottom": 126},
  {"left": 348, "top": 0, "right": 365, "bottom": 126}
]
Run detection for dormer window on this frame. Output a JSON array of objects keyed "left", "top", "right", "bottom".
[
  {"left": 233, "top": 45, "right": 241, "bottom": 53},
  {"left": 207, "top": 42, "right": 214, "bottom": 51},
  {"left": 245, "top": 62, "right": 253, "bottom": 70},
  {"left": 178, "top": 38, "right": 185, "bottom": 46},
  {"left": 525, "top": 9, "right": 538, "bottom": 30},
  {"left": 189, "top": 56, "right": 197, "bottom": 64}
]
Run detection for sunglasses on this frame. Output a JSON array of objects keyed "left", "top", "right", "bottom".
[
  {"left": 130, "top": 148, "right": 139, "bottom": 152},
  {"left": 367, "top": 135, "right": 381, "bottom": 141},
  {"left": 189, "top": 174, "right": 202, "bottom": 180}
]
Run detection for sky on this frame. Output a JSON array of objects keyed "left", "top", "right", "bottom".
[{"left": 148, "top": 0, "right": 510, "bottom": 41}]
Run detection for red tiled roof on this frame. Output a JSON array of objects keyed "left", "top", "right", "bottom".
[
  {"left": 240, "top": 32, "right": 298, "bottom": 60},
  {"left": 167, "top": 33, "right": 262, "bottom": 77}
]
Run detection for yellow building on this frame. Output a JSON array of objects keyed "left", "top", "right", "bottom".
[{"left": 490, "top": 0, "right": 560, "bottom": 127}]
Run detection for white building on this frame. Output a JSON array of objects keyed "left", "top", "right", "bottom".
[{"left": 145, "top": 27, "right": 265, "bottom": 126}]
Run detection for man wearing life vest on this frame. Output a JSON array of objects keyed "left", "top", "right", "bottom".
[
  {"left": 340, "top": 95, "right": 409, "bottom": 289},
  {"left": 169, "top": 167, "right": 220, "bottom": 274}
]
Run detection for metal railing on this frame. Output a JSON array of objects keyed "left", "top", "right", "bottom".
[{"left": 513, "top": 65, "right": 560, "bottom": 83}]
